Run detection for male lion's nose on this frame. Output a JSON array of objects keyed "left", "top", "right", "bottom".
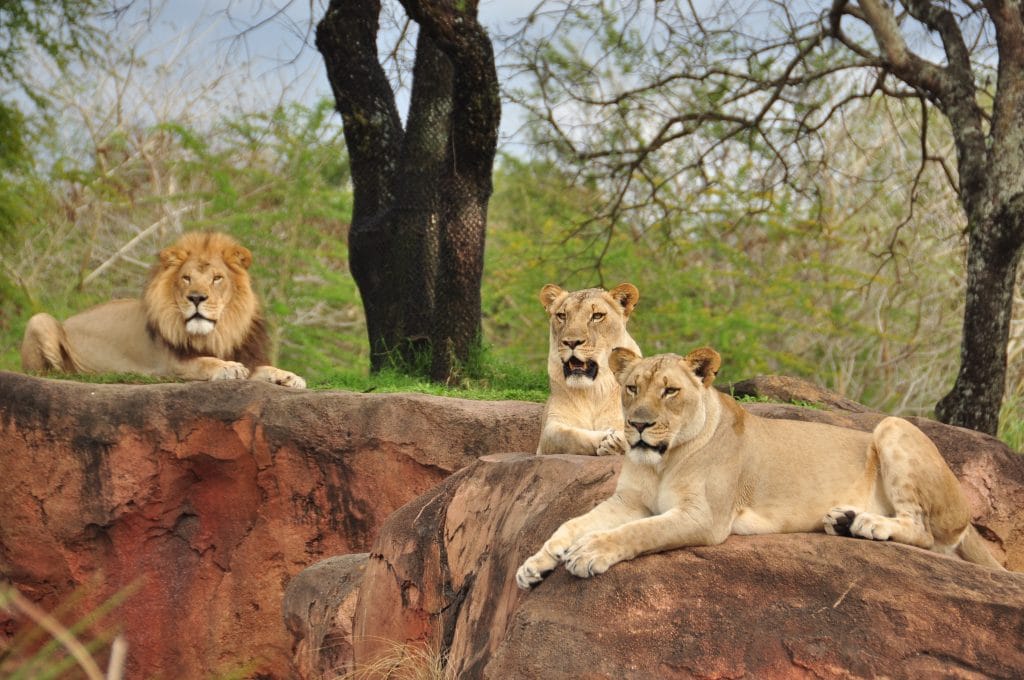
[
  {"left": 563, "top": 339, "right": 583, "bottom": 350},
  {"left": 187, "top": 293, "right": 208, "bottom": 306},
  {"left": 629, "top": 420, "right": 654, "bottom": 433}
]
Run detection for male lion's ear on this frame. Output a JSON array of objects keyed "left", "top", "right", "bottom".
[
  {"left": 684, "top": 347, "right": 721, "bottom": 387},
  {"left": 159, "top": 247, "right": 187, "bottom": 269},
  {"left": 226, "top": 245, "right": 253, "bottom": 271},
  {"left": 609, "top": 283, "right": 640, "bottom": 318},
  {"left": 609, "top": 347, "right": 641, "bottom": 383},
  {"left": 539, "top": 284, "right": 566, "bottom": 313}
]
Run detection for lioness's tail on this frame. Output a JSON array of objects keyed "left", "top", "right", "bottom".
[{"left": 957, "top": 524, "right": 1005, "bottom": 570}]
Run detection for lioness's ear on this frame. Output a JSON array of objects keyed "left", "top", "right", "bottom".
[
  {"left": 539, "top": 284, "right": 566, "bottom": 313},
  {"left": 225, "top": 245, "right": 253, "bottom": 271},
  {"left": 684, "top": 347, "right": 721, "bottom": 387},
  {"left": 609, "top": 283, "right": 640, "bottom": 318},
  {"left": 159, "top": 246, "right": 187, "bottom": 269},
  {"left": 609, "top": 347, "right": 641, "bottom": 383}
]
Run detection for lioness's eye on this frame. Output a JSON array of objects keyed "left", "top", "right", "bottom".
[
  {"left": 663, "top": 387, "right": 679, "bottom": 398},
  {"left": 591, "top": 312, "right": 605, "bottom": 322},
  {"left": 625, "top": 385, "right": 637, "bottom": 395},
  {"left": 555, "top": 312, "right": 566, "bottom": 321}
]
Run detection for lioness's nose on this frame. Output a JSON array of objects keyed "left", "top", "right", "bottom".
[
  {"left": 563, "top": 339, "right": 583, "bottom": 350},
  {"left": 187, "top": 293, "right": 208, "bottom": 306},
  {"left": 629, "top": 420, "right": 654, "bottom": 433}
]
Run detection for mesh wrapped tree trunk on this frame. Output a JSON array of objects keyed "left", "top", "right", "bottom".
[{"left": 316, "top": 0, "right": 499, "bottom": 381}]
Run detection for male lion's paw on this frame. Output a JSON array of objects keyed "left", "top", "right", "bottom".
[
  {"left": 563, "top": 532, "right": 622, "bottom": 578},
  {"left": 251, "top": 366, "right": 307, "bottom": 389},
  {"left": 596, "top": 429, "right": 628, "bottom": 456},
  {"left": 210, "top": 361, "right": 250, "bottom": 381}
]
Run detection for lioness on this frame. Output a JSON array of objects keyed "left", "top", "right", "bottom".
[
  {"left": 517, "top": 347, "right": 1002, "bottom": 588},
  {"left": 21, "top": 232, "right": 305, "bottom": 388},
  {"left": 536, "top": 283, "right": 641, "bottom": 456}
]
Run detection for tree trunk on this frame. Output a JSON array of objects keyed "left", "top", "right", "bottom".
[
  {"left": 935, "top": 218, "right": 1024, "bottom": 435},
  {"left": 316, "top": 0, "right": 498, "bottom": 379},
  {"left": 932, "top": 3, "right": 1024, "bottom": 435}
]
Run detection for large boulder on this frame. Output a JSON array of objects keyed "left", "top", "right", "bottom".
[
  {"left": 282, "top": 553, "right": 369, "bottom": 679},
  {"left": 0, "top": 371, "right": 540, "bottom": 679},
  {"left": 350, "top": 405, "right": 1024, "bottom": 678}
]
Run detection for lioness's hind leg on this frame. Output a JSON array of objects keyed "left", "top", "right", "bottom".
[{"left": 838, "top": 418, "right": 968, "bottom": 551}]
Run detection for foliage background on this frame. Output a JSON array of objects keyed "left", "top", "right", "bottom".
[{"left": 1, "top": 3, "right": 1022, "bottom": 448}]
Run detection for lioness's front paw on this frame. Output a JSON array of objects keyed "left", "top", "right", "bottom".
[
  {"left": 596, "top": 429, "right": 628, "bottom": 456},
  {"left": 563, "top": 532, "right": 623, "bottom": 578},
  {"left": 210, "top": 361, "right": 250, "bottom": 381},
  {"left": 516, "top": 551, "right": 558, "bottom": 590}
]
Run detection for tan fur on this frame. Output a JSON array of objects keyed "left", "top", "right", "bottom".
[
  {"left": 517, "top": 347, "right": 1003, "bottom": 588},
  {"left": 536, "top": 283, "right": 641, "bottom": 456},
  {"left": 21, "top": 232, "right": 305, "bottom": 388}
]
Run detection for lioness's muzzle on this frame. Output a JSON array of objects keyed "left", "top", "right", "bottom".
[
  {"left": 563, "top": 357, "right": 598, "bottom": 380},
  {"left": 633, "top": 440, "right": 668, "bottom": 455}
]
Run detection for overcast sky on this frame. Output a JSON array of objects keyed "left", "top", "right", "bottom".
[{"left": 127, "top": 1, "right": 539, "bottom": 147}]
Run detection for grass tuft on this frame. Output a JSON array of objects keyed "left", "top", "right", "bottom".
[{"left": 336, "top": 640, "right": 445, "bottom": 680}]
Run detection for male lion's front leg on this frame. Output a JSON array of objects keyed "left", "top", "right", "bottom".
[
  {"left": 563, "top": 506, "right": 721, "bottom": 578},
  {"left": 516, "top": 497, "right": 647, "bottom": 589},
  {"left": 177, "top": 357, "right": 250, "bottom": 381}
]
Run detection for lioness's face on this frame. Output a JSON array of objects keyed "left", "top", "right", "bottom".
[
  {"left": 610, "top": 347, "right": 722, "bottom": 465},
  {"left": 173, "top": 255, "right": 237, "bottom": 336},
  {"left": 540, "top": 283, "right": 639, "bottom": 387}
]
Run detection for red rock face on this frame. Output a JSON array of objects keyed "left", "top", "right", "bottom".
[
  {"left": 0, "top": 372, "right": 540, "bottom": 678},
  {"left": 350, "top": 412, "right": 1024, "bottom": 678}
]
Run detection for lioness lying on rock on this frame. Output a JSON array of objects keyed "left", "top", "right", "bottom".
[
  {"left": 536, "top": 283, "right": 641, "bottom": 456},
  {"left": 517, "top": 347, "right": 1003, "bottom": 588}
]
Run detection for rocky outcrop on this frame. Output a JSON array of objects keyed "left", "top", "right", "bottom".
[
  {"left": 0, "top": 371, "right": 540, "bottom": 679},
  {"left": 282, "top": 553, "right": 368, "bottom": 679},
  {"left": 348, "top": 407, "right": 1024, "bottom": 678},
  {"left": 725, "top": 374, "right": 875, "bottom": 413}
]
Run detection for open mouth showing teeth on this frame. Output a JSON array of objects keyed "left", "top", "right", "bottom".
[
  {"left": 633, "top": 440, "right": 668, "bottom": 455},
  {"left": 562, "top": 357, "right": 598, "bottom": 380}
]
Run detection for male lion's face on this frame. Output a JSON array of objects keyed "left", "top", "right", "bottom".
[
  {"left": 174, "top": 256, "right": 236, "bottom": 336},
  {"left": 540, "top": 283, "right": 639, "bottom": 388},
  {"left": 610, "top": 347, "right": 722, "bottom": 465},
  {"left": 147, "top": 232, "right": 257, "bottom": 352}
]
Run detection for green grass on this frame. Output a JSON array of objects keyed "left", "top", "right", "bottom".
[
  {"left": 16, "top": 371, "right": 182, "bottom": 385},
  {"left": 13, "top": 363, "right": 550, "bottom": 403},
  {"left": 310, "top": 359, "right": 548, "bottom": 402},
  {"left": 733, "top": 394, "right": 825, "bottom": 410},
  {"left": 998, "top": 390, "right": 1024, "bottom": 453}
]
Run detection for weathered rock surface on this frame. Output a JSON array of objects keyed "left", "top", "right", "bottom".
[
  {"left": 349, "top": 408, "right": 1024, "bottom": 679},
  {"left": 282, "top": 553, "right": 368, "bottom": 679},
  {"left": 0, "top": 371, "right": 540, "bottom": 678},
  {"left": 726, "top": 374, "right": 875, "bottom": 413}
]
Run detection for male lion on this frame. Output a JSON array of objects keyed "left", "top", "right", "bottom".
[
  {"left": 21, "top": 232, "right": 306, "bottom": 388},
  {"left": 536, "top": 283, "right": 641, "bottom": 456},
  {"left": 517, "top": 347, "right": 1002, "bottom": 588}
]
